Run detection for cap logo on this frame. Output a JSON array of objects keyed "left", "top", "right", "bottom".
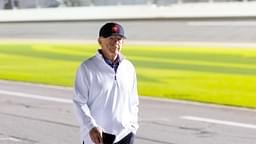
[{"left": 112, "top": 25, "right": 119, "bottom": 33}]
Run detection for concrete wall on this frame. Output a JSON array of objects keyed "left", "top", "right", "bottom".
[{"left": 1, "top": 1, "right": 256, "bottom": 22}]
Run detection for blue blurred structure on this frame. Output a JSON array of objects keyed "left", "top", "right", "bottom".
[{"left": 0, "top": 0, "right": 256, "bottom": 9}]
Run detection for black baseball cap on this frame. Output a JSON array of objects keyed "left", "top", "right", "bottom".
[{"left": 99, "top": 22, "right": 126, "bottom": 38}]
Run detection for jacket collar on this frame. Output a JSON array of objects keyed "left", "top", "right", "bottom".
[{"left": 96, "top": 49, "right": 124, "bottom": 63}]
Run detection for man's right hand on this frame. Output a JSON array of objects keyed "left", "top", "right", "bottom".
[{"left": 89, "top": 127, "right": 103, "bottom": 144}]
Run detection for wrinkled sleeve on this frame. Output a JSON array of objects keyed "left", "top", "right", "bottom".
[
  {"left": 130, "top": 67, "right": 139, "bottom": 133},
  {"left": 73, "top": 64, "right": 98, "bottom": 133}
]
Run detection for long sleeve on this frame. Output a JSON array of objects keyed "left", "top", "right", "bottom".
[
  {"left": 130, "top": 67, "right": 139, "bottom": 132},
  {"left": 73, "top": 65, "right": 98, "bottom": 133}
]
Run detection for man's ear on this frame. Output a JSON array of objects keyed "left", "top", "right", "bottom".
[{"left": 98, "top": 37, "right": 102, "bottom": 45}]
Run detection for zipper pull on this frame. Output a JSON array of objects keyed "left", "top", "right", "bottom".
[{"left": 114, "top": 75, "right": 117, "bottom": 80}]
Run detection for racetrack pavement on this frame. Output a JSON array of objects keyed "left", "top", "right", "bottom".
[
  {"left": 1, "top": 19, "right": 256, "bottom": 43},
  {"left": 0, "top": 80, "right": 255, "bottom": 144}
]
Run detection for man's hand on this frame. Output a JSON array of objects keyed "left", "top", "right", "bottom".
[{"left": 89, "top": 127, "right": 103, "bottom": 144}]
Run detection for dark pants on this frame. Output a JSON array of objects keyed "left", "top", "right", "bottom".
[
  {"left": 114, "top": 132, "right": 134, "bottom": 144},
  {"left": 83, "top": 132, "right": 134, "bottom": 144}
]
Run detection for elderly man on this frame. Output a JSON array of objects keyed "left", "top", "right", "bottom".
[{"left": 73, "top": 22, "right": 139, "bottom": 144}]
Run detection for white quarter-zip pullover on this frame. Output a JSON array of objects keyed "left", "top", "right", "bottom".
[{"left": 73, "top": 51, "right": 139, "bottom": 144}]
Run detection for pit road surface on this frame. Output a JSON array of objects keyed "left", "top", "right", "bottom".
[{"left": 0, "top": 80, "right": 255, "bottom": 144}]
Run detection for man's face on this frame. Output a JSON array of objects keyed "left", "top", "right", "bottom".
[{"left": 98, "top": 35, "right": 124, "bottom": 57}]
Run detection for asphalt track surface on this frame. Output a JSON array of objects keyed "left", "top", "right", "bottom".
[
  {"left": 1, "top": 19, "right": 256, "bottom": 43},
  {"left": 0, "top": 80, "right": 256, "bottom": 144}
]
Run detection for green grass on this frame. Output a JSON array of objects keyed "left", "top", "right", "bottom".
[{"left": 0, "top": 42, "right": 256, "bottom": 108}]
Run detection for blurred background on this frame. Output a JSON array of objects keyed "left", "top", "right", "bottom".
[
  {"left": 1, "top": 0, "right": 256, "bottom": 9},
  {"left": 0, "top": 1, "right": 256, "bottom": 144},
  {"left": 1, "top": 0, "right": 256, "bottom": 42}
]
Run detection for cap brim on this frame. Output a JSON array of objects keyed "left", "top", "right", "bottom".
[{"left": 112, "top": 33, "right": 126, "bottom": 39}]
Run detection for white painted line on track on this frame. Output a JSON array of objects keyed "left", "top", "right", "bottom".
[
  {"left": 181, "top": 116, "right": 256, "bottom": 129},
  {"left": 0, "top": 86, "right": 255, "bottom": 112},
  {"left": 0, "top": 80, "right": 255, "bottom": 112},
  {"left": 141, "top": 96, "right": 256, "bottom": 112},
  {"left": 0, "top": 90, "right": 72, "bottom": 104},
  {"left": 0, "top": 80, "right": 72, "bottom": 90},
  {"left": 0, "top": 137, "right": 21, "bottom": 142}
]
